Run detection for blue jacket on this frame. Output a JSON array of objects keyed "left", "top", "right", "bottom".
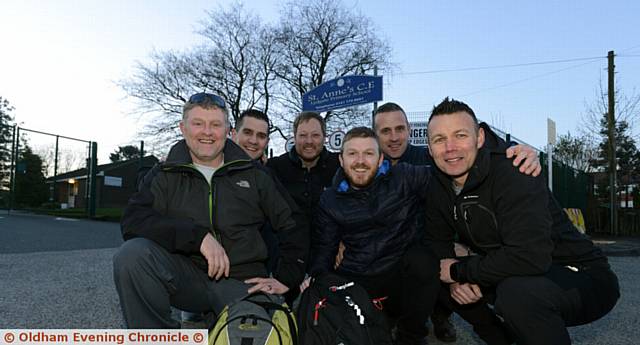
[{"left": 310, "top": 161, "right": 432, "bottom": 276}]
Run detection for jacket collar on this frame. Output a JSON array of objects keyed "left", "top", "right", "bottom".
[
  {"left": 165, "top": 138, "right": 251, "bottom": 167},
  {"left": 383, "top": 144, "right": 421, "bottom": 163},
  {"left": 335, "top": 160, "right": 391, "bottom": 193}
]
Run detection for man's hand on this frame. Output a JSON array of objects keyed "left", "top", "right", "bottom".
[
  {"left": 299, "top": 276, "right": 312, "bottom": 293},
  {"left": 450, "top": 282, "right": 483, "bottom": 305},
  {"left": 454, "top": 242, "right": 471, "bottom": 257},
  {"left": 440, "top": 258, "right": 458, "bottom": 283},
  {"left": 200, "top": 233, "right": 230, "bottom": 280},
  {"left": 245, "top": 277, "right": 290, "bottom": 295},
  {"left": 334, "top": 242, "right": 345, "bottom": 269},
  {"left": 506, "top": 144, "right": 541, "bottom": 177}
]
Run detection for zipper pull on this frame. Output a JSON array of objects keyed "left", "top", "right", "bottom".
[
  {"left": 453, "top": 205, "right": 458, "bottom": 221},
  {"left": 313, "top": 298, "right": 327, "bottom": 326}
]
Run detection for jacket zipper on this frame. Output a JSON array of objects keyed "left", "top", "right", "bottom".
[
  {"left": 205, "top": 159, "right": 250, "bottom": 244},
  {"left": 171, "top": 160, "right": 250, "bottom": 243}
]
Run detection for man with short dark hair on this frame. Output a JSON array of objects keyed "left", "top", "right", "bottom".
[
  {"left": 425, "top": 97, "right": 619, "bottom": 345},
  {"left": 113, "top": 93, "right": 307, "bottom": 328},
  {"left": 373, "top": 101, "right": 540, "bottom": 171},
  {"left": 232, "top": 109, "right": 270, "bottom": 163},
  {"left": 372, "top": 101, "right": 541, "bottom": 342},
  {"left": 309, "top": 126, "right": 440, "bottom": 345}
]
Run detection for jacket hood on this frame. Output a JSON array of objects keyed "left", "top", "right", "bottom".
[{"left": 164, "top": 138, "right": 251, "bottom": 166}]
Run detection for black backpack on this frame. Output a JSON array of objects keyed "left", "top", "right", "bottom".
[{"left": 297, "top": 272, "right": 392, "bottom": 345}]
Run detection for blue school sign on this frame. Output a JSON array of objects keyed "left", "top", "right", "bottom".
[{"left": 302, "top": 75, "right": 383, "bottom": 112}]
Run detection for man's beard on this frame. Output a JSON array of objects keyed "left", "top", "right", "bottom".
[{"left": 345, "top": 163, "right": 377, "bottom": 189}]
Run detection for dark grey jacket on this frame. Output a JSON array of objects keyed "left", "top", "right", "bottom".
[{"left": 121, "top": 139, "right": 308, "bottom": 290}]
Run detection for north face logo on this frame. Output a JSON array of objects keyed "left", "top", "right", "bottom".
[{"left": 236, "top": 180, "right": 251, "bottom": 188}]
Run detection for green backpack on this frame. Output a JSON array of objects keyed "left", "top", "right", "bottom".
[{"left": 209, "top": 293, "right": 298, "bottom": 345}]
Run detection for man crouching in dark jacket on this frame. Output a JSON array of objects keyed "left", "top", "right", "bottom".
[
  {"left": 113, "top": 93, "right": 308, "bottom": 328},
  {"left": 425, "top": 97, "right": 619, "bottom": 345},
  {"left": 307, "top": 127, "right": 439, "bottom": 345}
]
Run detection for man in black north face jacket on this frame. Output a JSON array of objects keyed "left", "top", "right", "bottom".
[
  {"left": 113, "top": 93, "right": 307, "bottom": 328},
  {"left": 425, "top": 97, "right": 619, "bottom": 345},
  {"left": 309, "top": 127, "right": 439, "bottom": 345}
]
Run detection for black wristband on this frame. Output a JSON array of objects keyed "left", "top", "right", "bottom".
[{"left": 449, "top": 262, "right": 460, "bottom": 282}]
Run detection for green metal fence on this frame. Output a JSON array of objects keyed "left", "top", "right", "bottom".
[{"left": 539, "top": 151, "right": 592, "bottom": 212}]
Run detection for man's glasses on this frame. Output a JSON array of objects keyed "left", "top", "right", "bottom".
[{"left": 188, "top": 92, "right": 226, "bottom": 109}]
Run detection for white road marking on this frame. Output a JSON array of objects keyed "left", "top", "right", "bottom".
[{"left": 55, "top": 217, "right": 79, "bottom": 222}]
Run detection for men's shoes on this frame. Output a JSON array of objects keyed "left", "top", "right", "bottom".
[{"left": 432, "top": 315, "right": 457, "bottom": 343}]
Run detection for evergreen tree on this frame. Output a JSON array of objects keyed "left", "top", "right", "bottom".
[
  {"left": 109, "top": 145, "right": 141, "bottom": 162},
  {"left": 593, "top": 113, "right": 640, "bottom": 202},
  {"left": 0, "top": 97, "right": 16, "bottom": 191},
  {"left": 14, "top": 145, "right": 48, "bottom": 207},
  {"left": 552, "top": 132, "right": 598, "bottom": 173}
]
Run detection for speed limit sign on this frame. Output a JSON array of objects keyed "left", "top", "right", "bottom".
[{"left": 328, "top": 131, "right": 346, "bottom": 150}]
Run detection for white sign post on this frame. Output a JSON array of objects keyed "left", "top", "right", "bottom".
[{"left": 547, "top": 118, "right": 556, "bottom": 191}]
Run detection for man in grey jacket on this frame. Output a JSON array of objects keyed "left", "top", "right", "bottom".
[{"left": 113, "top": 93, "right": 307, "bottom": 328}]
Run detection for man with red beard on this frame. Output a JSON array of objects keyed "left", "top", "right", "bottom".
[{"left": 309, "top": 127, "right": 439, "bottom": 345}]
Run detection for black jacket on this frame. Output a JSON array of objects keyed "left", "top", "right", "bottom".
[
  {"left": 392, "top": 144, "right": 431, "bottom": 166},
  {"left": 310, "top": 161, "right": 432, "bottom": 277},
  {"left": 267, "top": 147, "right": 340, "bottom": 222},
  {"left": 121, "top": 139, "right": 308, "bottom": 290},
  {"left": 425, "top": 148, "right": 607, "bottom": 286}
]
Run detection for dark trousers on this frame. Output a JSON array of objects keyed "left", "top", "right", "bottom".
[
  {"left": 113, "top": 238, "right": 250, "bottom": 328},
  {"left": 341, "top": 244, "right": 440, "bottom": 337},
  {"left": 440, "top": 263, "right": 620, "bottom": 345}
]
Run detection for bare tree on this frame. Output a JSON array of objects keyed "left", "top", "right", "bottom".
[
  {"left": 119, "top": 49, "right": 198, "bottom": 144},
  {"left": 198, "top": 2, "right": 272, "bottom": 120},
  {"left": 33, "top": 144, "right": 87, "bottom": 177},
  {"left": 271, "top": 0, "right": 391, "bottom": 132},
  {"left": 581, "top": 78, "right": 640, "bottom": 142},
  {"left": 119, "top": 0, "right": 392, "bottom": 147}
]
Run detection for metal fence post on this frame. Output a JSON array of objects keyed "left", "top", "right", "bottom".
[
  {"left": 9, "top": 126, "right": 19, "bottom": 212},
  {"left": 88, "top": 142, "right": 98, "bottom": 218}
]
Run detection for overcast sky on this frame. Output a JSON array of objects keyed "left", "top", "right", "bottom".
[{"left": 1, "top": 0, "right": 639, "bottom": 166}]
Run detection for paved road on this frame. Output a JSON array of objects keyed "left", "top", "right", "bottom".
[{"left": 1, "top": 212, "right": 639, "bottom": 344}]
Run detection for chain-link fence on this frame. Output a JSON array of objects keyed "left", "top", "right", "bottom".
[{"left": 0, "top": 123, "right": 98, "bottom": 216}]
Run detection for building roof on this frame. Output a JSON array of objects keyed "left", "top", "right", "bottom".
[{"left": 46, "top": 155, "right": 158, "bottom": 182}]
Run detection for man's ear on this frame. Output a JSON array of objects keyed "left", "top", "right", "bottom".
[
  {"left": 477, "top": 127, "right": 485, "bottom": 149},
  {"left": 179, "top": 121, "right": 186, "bottom": 136},
  {"left": 230, "top": 128, "right": 237, "bottom": 141},
  {"left": 339, "top": 153, "right": 344, "bottom": 168},
  {"left": 377, "top": 152, "right": 384, "bottom": 167}
]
